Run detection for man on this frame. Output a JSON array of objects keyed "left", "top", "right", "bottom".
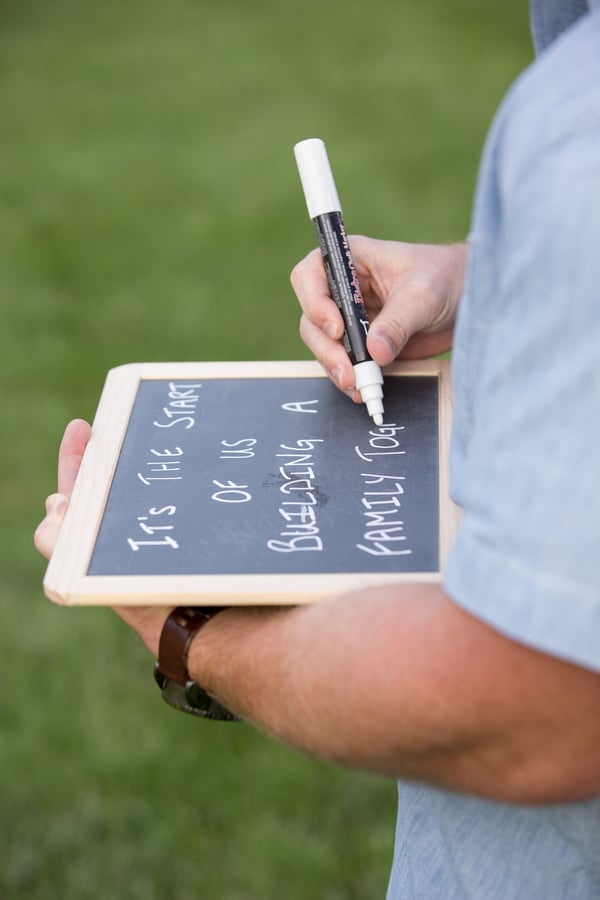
[{"left": 36, "top": 1, "right": 600, "bottom": 896}]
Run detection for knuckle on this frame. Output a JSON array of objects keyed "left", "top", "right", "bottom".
[
  {"left": 290, "top": 260, "right": 303, "bottom": 290},
  {"left": 298, "top": 313, "right": 311, "bottom": 342},
  {"left": 33, "top": 522, "right": 49, "bottom": 556},
  {"left": 45, "top": 493, "right": 60, "bottom": 513},
  {"left": 290, "top": 248, "right": 322, "bottom": 294}
]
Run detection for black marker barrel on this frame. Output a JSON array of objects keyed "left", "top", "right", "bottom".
[{"left": 294, "top": 138, "right": 384, "bottom": 426}]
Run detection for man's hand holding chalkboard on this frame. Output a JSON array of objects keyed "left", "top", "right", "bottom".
[
  {"left": 34, "top": 419, "right": 91, "bottom": 562},
  {"left": 291, "top": 238, "right": 467, "bottom": 398},
  {"left": 35, "top": 416, "right": 600, "bottom": 804},
  {"left": 35, "top": 419, "right": 172, "bottom": 658}
]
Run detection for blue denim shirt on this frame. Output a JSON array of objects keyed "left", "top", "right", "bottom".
[
  {"left": 446, "top": 5, "right": 600, "bottom": 675},
  {"left": 387, "top": 4, "right": 600, "bottom": 897}
]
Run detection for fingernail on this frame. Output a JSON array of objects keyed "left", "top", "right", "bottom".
[
  {"left": 369, "top": 331, "right": 396, "bottom": 364},
  {"left": 324, "top": 321, "right": 341, "bottom": 339}
]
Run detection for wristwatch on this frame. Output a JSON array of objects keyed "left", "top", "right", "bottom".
[{"left": 153, "top": 606, "right": 239, "bottom": 721}]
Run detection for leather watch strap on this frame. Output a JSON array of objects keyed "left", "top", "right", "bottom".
[
  {"left": 154, "top": 606, "right": 238, "bottom": 720},
  {"left": 157, "top": 606, "right": 224, "bottom": 685}
]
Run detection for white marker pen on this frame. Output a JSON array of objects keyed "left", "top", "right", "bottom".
[{"left": 294, "top": 137, "right": 384, "bottom": 427}]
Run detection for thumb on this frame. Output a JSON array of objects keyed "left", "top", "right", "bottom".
[{"left": 367, "top": 299, "right": 416, "bottom": 366}]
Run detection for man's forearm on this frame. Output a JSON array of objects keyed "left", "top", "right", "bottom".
[{"left": 188, "top": 584, "right": 600, "bottom": 804}]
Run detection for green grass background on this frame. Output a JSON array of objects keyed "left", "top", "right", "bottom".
[{"left": 1, "top": 1, "right": 531, "bottom": 897}]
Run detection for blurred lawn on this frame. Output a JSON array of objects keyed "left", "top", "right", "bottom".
[{"left": 0, "top": 1, "right": 531, "bottom": 897}]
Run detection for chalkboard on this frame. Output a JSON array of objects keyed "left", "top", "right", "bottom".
[{"left": 44, "top": 360, "right": 458, "bottom": 606}]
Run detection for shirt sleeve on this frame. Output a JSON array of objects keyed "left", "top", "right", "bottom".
[{"left": 444, "top": 76, "right": 600, "bottom": 672}]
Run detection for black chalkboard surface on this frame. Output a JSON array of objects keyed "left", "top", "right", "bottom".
[{"left": 44, "top": 360, "right": 457, "bottom": 606}]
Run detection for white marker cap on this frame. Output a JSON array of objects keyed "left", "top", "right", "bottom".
[{"left": 294, "top": 138, "right": 342, "bottom": 219}]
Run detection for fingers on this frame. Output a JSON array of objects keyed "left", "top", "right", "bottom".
[
  {"left": 292, "top": 238, "right": 465, "bottom": 394},
  {"left": 292, "top": 248, "right": 361, "bottom": 399},
  {"left": 34, "top": 419, "right": 92, "bottom": 562},
  {"left": 292, "top": 238, "right": 400, "bottom": 377},
  {"left": 58, "top": 419, "right": 92, "bottom": 496},
  {"left": 34, "top": 493, "right": 69, "bottom": 560},
  {"left": 291, "top": 247, "right": 344, "bottom": 341},
  {"left": 291, "top": 247, "right": 346, "bottom": 380},
  {"left": 299, "top": 313, "right": 358, "bottom": 396}
]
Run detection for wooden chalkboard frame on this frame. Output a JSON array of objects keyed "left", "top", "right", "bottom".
[{"left": 44, "top": 359, "right": 458, "bottom": 606}]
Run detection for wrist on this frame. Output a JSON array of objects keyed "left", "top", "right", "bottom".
[
  {"left": 114, "top": 604, "right": 174, "bottom": 658},
  {"left": 154, "top": 606, "right": 238, "bottom": 721}
]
